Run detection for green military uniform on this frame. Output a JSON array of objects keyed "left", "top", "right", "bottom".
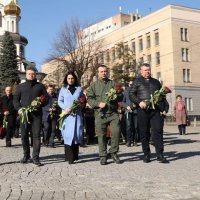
[{"left": 87, "top": 78, "right": 121, "bottom": 158}]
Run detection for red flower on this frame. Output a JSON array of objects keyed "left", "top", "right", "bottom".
[
  {"left": 114, "top": 84, "right": 123, "bottom": 93},
  {"left": 164, "top": 86, "right": 172, "bottom": 94},
  {"left": 79, "top": 97, "right": 87, "bottom": 103},
  {"left": 40, "top": 95, "right": 46, "bottom": 103},
  {"left": 3, "top": 109, "right": 8, "bottom": 112}
]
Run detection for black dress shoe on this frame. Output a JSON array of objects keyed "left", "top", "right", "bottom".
[
  {"left": 6, "top": 141, "right": 11, "bottom": 147},
  {"left": 100, "top": 157, "right": 107, "bottom": 165},
  {"left": 20, "top": 156, "right": 31, "bottom": 164},
  {"left": 143, "top": 155, "right": 151, "bottom": 163},
  {"left": 126, "top": 142, "right": 131, "bottom": 147},
  {"left": 112, "top": 154, "right": 122, "bottom": 164},
  {"left": 33, "top": 160, "right": 43, "bottom": 166},
  {"left": 68, "top": 160, "right": 74, "bottom": 164},
  {"left": 157, "top": 155, "right": 167, "bottom": 163}
]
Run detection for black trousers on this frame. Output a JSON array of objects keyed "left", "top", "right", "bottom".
[
  {"left": 5, "top": 115, "right": 16, "bottom": 142},
  {"left": 43, "top": 117, "right": 57, "bottom": 146},
  {"left": 64, "top": 143, "right": 79, "bottom": 162},
  {"left": 137, "top": 108, "right": 163, "bottom": 156},
  {"left": 124, "top": 112, "right": 138, "bottom": 143},
  {"left": 20, "top": 113, "right": 42, "bottom": 161}
]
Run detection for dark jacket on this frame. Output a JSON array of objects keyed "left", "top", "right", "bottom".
[
  {"left": 0, "top": 94, "right": 17, "bottom": 115},
  {"left": 13, "top": 79, "right": 47, "bottom": 112},
  {"left": 129, "top": 76, "right": 161, "bottom": 106},
  {"left": 87, "top": 78, "right": 122, "bottom": 114},
  {"left": 122, "top": 88, "right": 137, "bottom": 114},
  {"left": 42, "top": 93, "right": 58, "bottom": 122},
  {"left": 158, "top": 98, "right": 169, "bottom": 113}
]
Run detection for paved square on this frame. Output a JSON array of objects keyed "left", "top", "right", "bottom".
[{"left": 0, "top": 125, "right": 200, "bottom": 200}]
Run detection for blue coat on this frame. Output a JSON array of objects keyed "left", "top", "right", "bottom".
[{"left": 58, "top": 86, "right": 84, "bottom": 145}]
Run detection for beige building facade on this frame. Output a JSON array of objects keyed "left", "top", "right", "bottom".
[{"left": 42, "top": 4, "right": 200, "bottom": 117}]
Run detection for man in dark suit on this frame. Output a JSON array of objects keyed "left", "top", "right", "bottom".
[
  {"left": 42, "top": 85, "right": 58, "bottom": 148},
  {"left": 13, "top": 67, "right": 48, "bottom": 166},
  {"left": 1, "top": 86, "right": 17, "bottom": 147}
]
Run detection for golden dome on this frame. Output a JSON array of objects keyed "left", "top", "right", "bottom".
[{"left": 4, "top": 0, "right": 21, "bottom": 16}]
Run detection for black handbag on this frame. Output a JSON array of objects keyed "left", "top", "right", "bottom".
[{"left": 186, "top": 119, "right": 191, "bottom": 126}]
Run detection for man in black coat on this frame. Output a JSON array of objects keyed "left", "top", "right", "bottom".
[
  {"left": 129, "top": 63, "right": 167, "bottom": 163},
  {"left": 13, "top": 67, "right": 48, "bottom": 166},
  {"left": 42, "top": 85, "right": 58, "bottom": 148},
  {"left": 0, "top": 86, "right": 17, "bottom": 147}
]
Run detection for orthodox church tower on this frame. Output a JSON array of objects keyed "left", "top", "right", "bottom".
[{"left": 0, "top": 0, "right": 45, "bottom": 88}]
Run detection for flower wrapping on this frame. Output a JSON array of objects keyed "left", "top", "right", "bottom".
[
  {"left": 99, "top": 84, "right": 123, "bottom": 117},
  {"left": 58, "top": 96, "right": 87, "bottom": 129},
  {"left": 3, "top": 109, "right": 8, "bottom": 129},
  {"left": 146, "top": 86, "right": 172, "bottom": 110},
  {"left": 19, "top": 95, "right": 47, "bottom": 126},
  {"left": 104, "top": 84, "right": 123, "bottom": 104},
  {"left": 49, "top": 100, "right": 58, "bottom": 118}
]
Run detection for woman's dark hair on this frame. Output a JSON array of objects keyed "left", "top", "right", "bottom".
[
  {"left": 176, "top": 94, "right": 182, "bottom": 99},
  {"left": 63, "top": 71, "right": 79, "bottom": 87}
]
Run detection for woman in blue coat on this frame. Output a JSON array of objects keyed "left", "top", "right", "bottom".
[{"left": 58, "top": 71, "right": 85, "bottom": 164}]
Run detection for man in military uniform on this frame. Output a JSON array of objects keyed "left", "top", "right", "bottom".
[{"left": 87, "top": 64, "right": 122, "bottom": 165}]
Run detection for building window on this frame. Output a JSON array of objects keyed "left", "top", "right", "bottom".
[
  {"left": 99, "top": 53, "right": 104, "bottom": 63},
  {"left": 183, "top": 69, "right": 191, "bottom": 82},
  {"left": 156, "top": 52, "right": 160, "bottom": 65},
  {"left": 155, "top": 32, "right": 159, "bottom": 46},
  {"left": 112, "top": 49, "right": 115, "bottom": 61},
  {"left": 106, "top": 51, "right": 110, "bottom": 63},
  {"left": 0, "top": 12, "right": 2, "bottom": 27},
  {"left": 139, "top": 38, "right": 143, "bottom": 51},
  {"left": 157, "top": 72, "right": 161, "bottom": 81},
  {"left": 180, "top": 28, "right": 189, "bottom": 41},
  {"left": 185, "top": 98, "right": 193, "bottom": 111},
  {"left": 132, "top": 41, "right": 136, "bottom": 53},
  {"left": 147, "top": 54, "right": 151, "bottom": 66},
  {"left": 146, "top": 35, "right": 151, "bottom": 49},
  {"left": 124, "top": 43, "right": 128, "bottom": 55},
  {"left": 181, "top": 48, "right": 189, "bottom": 62},
  {"left": 139, "top": 57, "right": 144, "bottom": 65}
]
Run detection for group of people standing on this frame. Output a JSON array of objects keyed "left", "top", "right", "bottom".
[{"left": 0, "top": 63, "right": 189, "bottom": 166}]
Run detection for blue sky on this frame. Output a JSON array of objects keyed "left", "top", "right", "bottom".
[{"left": 18, "top": 0, "right": 199, "bottom": 71}]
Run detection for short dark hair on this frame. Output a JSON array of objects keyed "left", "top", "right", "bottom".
[
  {"left": 97, "top": 64, "right": 107, "bottom": 71},
  {"left": 176, "top": 94, "right": 182, "bottom": 99},
  {"left": 63, "top": 71, "right": 79, "bottom": 87},
  {"left": 140, "top": 63, "right": 150, "bottom": 69},
  {"left": 46, "top": 84, "right": 55, "bottom": 89},
  {"left": 26, "top": 66, "right": 37, "bottom": 73}
]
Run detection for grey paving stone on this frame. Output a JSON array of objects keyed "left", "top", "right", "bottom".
[{"left": 0, "top": 125, "right": 200, "bottom": 200}]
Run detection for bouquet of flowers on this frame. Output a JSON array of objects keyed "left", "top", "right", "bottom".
[
  {"left": 58, "top": 96, "right": 87, "bottom": 129},
  {"left": 104, "top": 84, "right": 123, "bottom": 104},
  {"left": 99, "top": 84, "right": 123, "bottom": 117},
  {"left": 3, "top": 109, "right": 8, "bottom": 129},
  {"left": 19, "top": 95, "right": 47, "bottom": 126},
  {"left": 146, "top": 86, "right": 172, "bottom": 110},
  {"left": 49, "top": 100, "right": 58, "bottom": 118}
]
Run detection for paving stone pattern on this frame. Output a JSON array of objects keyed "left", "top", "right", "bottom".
[{"left": 0, "top": 125, "right": 200, "bottom": 200}]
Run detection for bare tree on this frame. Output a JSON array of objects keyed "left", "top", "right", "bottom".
[
  {"left": 46, "top": 18, "right": 103, "bottom": 89},
  {"left": 112, "top": 42, "right": 138, "bottom": 86}
]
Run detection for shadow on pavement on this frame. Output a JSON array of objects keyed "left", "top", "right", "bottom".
[{"left": 165, "top": 151, "right": 200, "bottom": 161}]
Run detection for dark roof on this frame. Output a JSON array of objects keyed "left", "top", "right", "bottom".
[{"left": 0, "top": 32, "right": 28, "bottom": 44}]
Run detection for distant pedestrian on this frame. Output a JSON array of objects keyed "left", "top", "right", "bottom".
[
  {"left": 0, "top": 86, "right": 17, "bottom": 147},
  {"left": 42, "top": 85, "right": 58, "bottom": 148},
  {"left": 173, "top": 95, "right": 187, "bottom": 135},
  {"left": 122, "top": 81, "right": 138, "bottom": 147}
]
